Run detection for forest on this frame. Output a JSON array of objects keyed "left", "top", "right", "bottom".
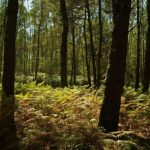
[{"left": 0, "top": 0, "right": 150, "bottom": 149}]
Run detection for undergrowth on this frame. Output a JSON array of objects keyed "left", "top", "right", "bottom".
[{"left": 0, "top": 82, "right": 150, "bottom": 149}]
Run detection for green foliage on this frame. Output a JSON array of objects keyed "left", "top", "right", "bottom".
[
  {"left": 48, "top": 75, "right": 61, "bottom": 87},
  {"left": 36, "top": 73, "right": 45, "bottom": 85},
  {"left": 12, "top": 84, "right": 150, "bottom": 149},
  {"left": 123, "top": 86, "right": 138, "bottom": 100},
  {"left": 15, "top": 74, "right": 33, "bottom": 84}
]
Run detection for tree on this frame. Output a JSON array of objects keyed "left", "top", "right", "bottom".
[
  {"left": 70, "top": 0, "right": 76, "bottom": 85},
  {"left": 83, "top": 6, "right": 91, "bottom": 87},
  {"left": 35, "top": 0, "right": 44, "bottom": 82},
  {"left": 0, "top": 0, "right": 7, "bottom": 78},
  {"left": 143, "top": 0, "right": 150, "bottom": 93},
  {"left": 135, "top": 0, "right": 141, "bottom": 90},
  {"left": 98, "top": 0, "right": 131, "bottom": 132},
  {"left": 60, "top": 0, "right": 69, "bottom": 87},
  {"left": 0, "top": 25, "right": 3, "bottom": 78},
  {"left": 96, "top": 0, "right": 103, "bottom": 87},
  {"left": 85, "top": 0, "right": 97, "bottom": 86},
  {"left": 0, "top": 0, "right": 19, "bottom": 149}
]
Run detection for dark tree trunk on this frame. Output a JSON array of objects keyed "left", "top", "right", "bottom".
[
  {"left": 98, "top": 0, "right": 131, "bottom": 132},
  {"left": 0, "top": 1, "right": 7, "bottom": 78},
  {"left": 85, "top": 0, "right": 97, "bottom": 86},
  {"left": 143, "top": 0, "right": 150, "bottom": 93},
  {"left": 71, "top": 23, "right": 76, "bottom": 85},
  {"left": 84, "top": 6, "right": 91, "bottom": 87},
  {"left": 135, "top": 0, "right": 141, "bottom": 90},
  {"left": 96, "top": 0, "right": 103, "bottom": 88},
  {"left": 60, "top": 0, "right": 69, "bottom": 87},
  {"left": 0, "top": 0, "right": 19, "bottom": 149},
  {"left": 0, "top": 26, "right": 3, "bottom": 78}
]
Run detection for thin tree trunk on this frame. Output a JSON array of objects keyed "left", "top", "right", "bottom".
[
  {"left": 32, "top": 28, "right": 36, "bottom": 74},
  {"left": 71, "top": 24, "right": 76, "bottom": 85},
  {"left": 85, "top": 0, "right": 97, "bottom": 86},
  {"left": 35, "top": 0, "right": 44, "bottom": 82},
  {"left": 71, "top": 7, "right": 76, "bottom": 85},
  {"left": 84, "top": 6, "right": 91, "bottom": 87},
  {"left": 23, "top": 21, "right": 27, "bottom": 75},
  {"left": 96, "top": 0, "right": 103, "bottom": 87},
  {"left": 0, "top": 0, "right": 7, "bottom": 78},
  {"left": 60, "top": 0, "right": 69, "bottom": 87},
  {"left": 135, "top": 0, "right": 141, "bottom": 90},
  {"left": 0, "top": 26, "right": 3, "bottom": 78},
  {"left": 143, "top": 0, "right": 150, "bottom": 93},
  {"left": 98, "top": 0, "right": 131, "bottom": 132},
  {"left": 0, "top": 0, "right": 19, "bottom": 149}
]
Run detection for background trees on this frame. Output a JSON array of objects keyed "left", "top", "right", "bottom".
[{"left": 0, "top": 0, "right": 148, "bottom": 89}]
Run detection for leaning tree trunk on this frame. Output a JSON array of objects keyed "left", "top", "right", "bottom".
[
  {"left": 98, "top": 0, "right": 131, "bottom": 132},
  {"left": 60, "top": 0, "right": 69, "bottom": 87},
  {"left": 143, "top": 0, "right": 150, "bottom": 93},
  {"left": 0, "top": 0, "right": 19, "bottom": 149}
]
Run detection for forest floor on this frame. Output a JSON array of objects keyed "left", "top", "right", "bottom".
[{"left": 1, "top": 82, "right": 150, "bottom": 149}]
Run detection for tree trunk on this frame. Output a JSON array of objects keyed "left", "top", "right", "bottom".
[
  {"left": 32, "top": 28, "right": 36, "bottom": 74},
  {"left": 85, "top": 0, "right": 97, "bottom": 86},
  {"left": 35, "top": 0, "right": 44, "bottom": 82},
  {"left": 70, "top": 3, "right": 76, "bottom": 85},
  {"left": 84, "top": 6, "right": 91, "bottom": 87},
  {"left": 0, "top": 0, "right": 7, "bottom": 79},
  {"left": 135, "top": 0, "right": 141, "bottom": 90},
  {"left": 0, "top": 26, "right": 3, "bottom": 78},
  {"left": 143, "top": 0, "right": 150, "bottom": 93},
  {"left": 72, "top": 24, "right": 76, "bottom": 85},
  {"left": 60, "top": 0, "right": 69, "bottom": 87},
  {"left": 0, "top": 0, "right": 19, "bottom": 149},
  {"left": 23, "top": 20, "right": 27, "bottom": 75},
  {"left": 96, "top": 0, "right": 103, "bottom": 88},
  {"left": 98, "top": 0, "right": 131, "bottom": 132}
]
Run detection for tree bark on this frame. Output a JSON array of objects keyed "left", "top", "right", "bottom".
[
  {"left": 96, "top": 0, "right": 103, "bottom": 87},
  {"left": 35, "top": 0, "right": 44, "bottom": 82},
  {"left": 135, "top": 0, "right": 141, "bottom": 90},
  {"left": 85, "top": 0, "right": 97, "bottom": 86},
  {"left": 84, "top": 6, "right": 91, "bottom": 87},
  {"left": 143, "top": 0, "right": 150, "bottom": 93},
  {"left": 0, "top": 26, "right": 3, "bottom": 78},
  {"left": 0, "top": 0, "right": 19, "bottom": 149},
  {"left": 0, "top": 0, "right": 7, "bottom": 78},
  {"left": 60, "top": 0, "right": 69, "bottom": 87},
  {"left": 32, "top": 28, "right": 36, "bottom": 74},
  {"left": 70, "top": 3, "right": 76, "bottom": 85},
  {"left": 98, "top": 0, "right": 131, "bottom": 132}
]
